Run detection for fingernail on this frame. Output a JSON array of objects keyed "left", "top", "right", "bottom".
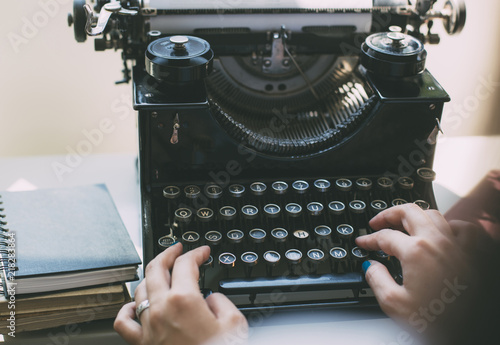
[{"left": 362, "top": 260, "right": 371, "bottom": 275}]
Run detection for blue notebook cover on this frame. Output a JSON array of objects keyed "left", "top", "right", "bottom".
[{"left": 0, "top": 184, "right": 141, "bottom": 294}]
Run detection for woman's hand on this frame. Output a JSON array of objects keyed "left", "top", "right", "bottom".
[
  {"left": 114, "top": 243, "right": 248, "bottom": 345},
  {"left": 356, "top": 204, "right": 480, "bottom": 334}
]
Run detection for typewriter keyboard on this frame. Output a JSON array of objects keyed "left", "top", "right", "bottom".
[{"left": 154, "top": 171, "right": 435, "bottom": 307}]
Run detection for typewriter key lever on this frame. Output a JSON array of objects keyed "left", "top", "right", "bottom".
[{"left": 170, "top": 114, "right": 180, "bottom": 145}]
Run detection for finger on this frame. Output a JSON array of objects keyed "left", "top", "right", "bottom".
[
  {"left": 114, "top": 302, "right": 143, "bottom": 345},
  {"left": 369, "top": 204, "right": 435, "bottom": 236},
  {"left": 145, "top": 242, "right": 183, "bottom": 302},
  {"left": 363, "top": 260, "right": 406, "bottom": 317},
  {"left": 425, "top": 209, "right": 453, "bottom": 236},
  {"left": 170, "top": 246, "right": 211, "bottom": 293},
  {"left": 134, "top": 280, "right": 148, "bottom": 308},
  {"left": 356, "top": 229, "right": 412, "bottom": 259},
  {"left": 206, "top": 293, "right": 242, "bottom": 320},
  {"left": 448, "top": 220, "right": 481, "bottom": 254},
  {"left": 206, "top": 293, "right": 248, "bottom": 332}
]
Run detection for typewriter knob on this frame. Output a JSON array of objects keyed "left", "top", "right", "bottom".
[
  {"left": 145, "top": 35, "right": 214, "bottom": 83},
  {"left": 360, "top": 32, "right": 427, "bottom": 78},
  {"left": 69, "top": 0, "right": 87, "bottom": 43}
]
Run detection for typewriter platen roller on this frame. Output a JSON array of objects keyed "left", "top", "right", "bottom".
[{"left": 71, "top": 0, "right": 466, "bottom": 309}]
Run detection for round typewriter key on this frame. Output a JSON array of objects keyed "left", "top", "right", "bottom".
[
  {"left": 352, "top": 246, "right": 369, "bottom": 261},
  {"left": 328, "top": 201, "right": 345, "bottom": 215},
  {"left": 196, "top": 208, "right": 214, "bottom": 222},
  {"left": 202, "top": 255, "right": 214, "bottom": 268},
  {"left": 249, "top": 228, "right": 267, "bottom": 243},
  {"left": 329, "top": 247, "right": 347, "bottom": 260},
  {"left": 349, "top": 200, "right": 366, "bottom": 214},
  {"left": 356, "top": 178, "right": 372, "bottom": 191},
  {"left": 285, "top": 249, "right": 302, "bottom": 264},
  {"left": 306, "top": 202, "right": 324, "bottom": 216},
  {"left": 292, "top": 180, "right": 309, "bottom": 194},
  {"left": 241, "top": 252, "right": 258, "bottom": 266},
  {"left": 163, "top": 186, "right": 180, "bottom": 199},
  {"left": 250, "top": 182, "right": 267, "bottom": 196},
  {"left": 229, "top": 184, "right": 245, "bottom": 197},
  {"left": 329, "top": 247, "right": 347, "bottom": 272},
  {"left": 205, "top": 184, "right": 223, "bottom": 199},
  {"left": 264, "top": 250, "right": 281, "bottom": 276},
  {"left": 264, "top": 251, "right": 280, "bottom": 265},
  {"left": 182, "top": 231, "right": 200, "bottom": 245},
  {"left": 315, "top": 226, "right": 332, "bottom": 248},
  {"left": 263, "top": 203, "right": 281, "bottom": 218},
  {"left": 336, "top": 224, "right": 354, "bottom": 239},
  {"left": 241, "top": 251, "right": 258, "bottom": 278},
  {"left": 416, "top": 168, "right": 436, "bottom": 182},
  {"left": 307, "top": 249, "right": 325, "bottom": 274},
  {"left": 200, "top": 254, "right": 213, "bottom": 287},
  {"left": 184, "top": 185, "right": 201, "bottom": 199},
  {"left": 227, "top": 229, "right": 244, "bottom": 244},
  {"left": 158, "top": 234, "right": 178, "bottom": 250},
  {"left": 307, "top": 249, "right": 325, "bottom": 263},
  {"left": 271, "top": 228, "right": 288, "bottom": 243},
  {"left": 377, "top": 177, "right": 394, "bottom": 190},
  {"left": 293, "top": 230, "right": 309, "bottom": 240},
  {"left": 375, "top": 250, "right": 390, "bottom": 261},
  {"left": 392, "top": 198, "right": 407, "bottom": 206},
  {"left": 293, "top": 230, "right": 309, "bottom": 250},
  {"left": 371, "top": 200, "right": 388, "bottom": 213},
  {"left": 219, "top": 252, "right": 236, "bottom": 278},
  {"left": 314, "top": 225, "right": 332, "bottom": 238},
  {"left": 174, "top": 207, "right": 193, "bottom": 223},
  {"left": 219, "top": 206, "right": 237, "bottom": 220},
  {"left": 205, "top": 231, "right": 223, "bottom": 246},
  {"left": 335, "top": 178, "right": 352, "bottom": 192},
  {"left": 285, "top": 249, "right": 303, "bottom": 274},
  {"left": 314, "top": 179, "right": 331, "bottom": 192},
  {"left": 285, "top": 203, "right": 302, "bottom": 217},
  {"left": 397, "top": 177, "right": 414, "bottom": 190},
  {"left": 414, "top": 200, "right": 430, "bottom": 210},
  {"left": 218, "top": 253, "right": 236, "bottom": 268},
  {"left": 241, "top": 205, "right": 259, "bottom": 219},
  {"left": 271, "top": 181, "right": 288, "bottom": 195}
]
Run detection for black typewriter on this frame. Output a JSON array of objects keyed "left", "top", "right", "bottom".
[{"left": 70, "top": 0, "right": 466, "bottom": 310}]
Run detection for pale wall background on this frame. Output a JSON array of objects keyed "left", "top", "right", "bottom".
[{"left": 0, "top": 0, "right": 499, "bottom": 158}]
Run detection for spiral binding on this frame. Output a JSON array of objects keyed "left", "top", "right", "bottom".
[{"left": 0, "top": 194, "right": 11, "bottom": 297}]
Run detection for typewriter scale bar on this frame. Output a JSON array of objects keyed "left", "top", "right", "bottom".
[{"left": 153, "top": 173, "right": 434, "bottom": 307}]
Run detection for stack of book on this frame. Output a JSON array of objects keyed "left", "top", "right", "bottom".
[{"left": 0, "top": 184, "right": 141, "bottom": 333}]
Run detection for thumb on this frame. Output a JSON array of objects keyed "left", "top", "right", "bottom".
[
  {"left": 363, "top": 260, "right": 407, "bottom": 318},
  {"left": 206, "top": 293, "right": 247, "bottom": 327}
]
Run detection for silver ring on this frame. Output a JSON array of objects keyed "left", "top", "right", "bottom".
[{"left": 135, "top": 299, "right": 150, "bottom": 319}]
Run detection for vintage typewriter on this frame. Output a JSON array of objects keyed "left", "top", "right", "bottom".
[{"left": 70, "top": 0, "right": 466, "bottom": 310}]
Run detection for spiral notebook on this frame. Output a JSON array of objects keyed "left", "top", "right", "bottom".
[{"left": 0, "top": 184, "right": 141, "bottom": 296}]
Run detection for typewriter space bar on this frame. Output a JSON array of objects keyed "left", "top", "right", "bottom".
[{"left": 219, "top": 273, "right": 367, "bottom": 295}]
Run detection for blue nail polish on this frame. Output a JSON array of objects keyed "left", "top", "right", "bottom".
[{"left": 362, "top": 261, "right": 371, "bottom": 275}]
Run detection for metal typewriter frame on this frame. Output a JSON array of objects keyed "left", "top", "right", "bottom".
[
  {"left": 135, "top": 59, "right": 449, "bottom": 308},
  {"left": 70, "top": 0, "right": 465, "bottom": 310}
]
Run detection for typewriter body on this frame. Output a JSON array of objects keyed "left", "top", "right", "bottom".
[{"left": 72, "top": 0, "right": 466, "bottom": 309}]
